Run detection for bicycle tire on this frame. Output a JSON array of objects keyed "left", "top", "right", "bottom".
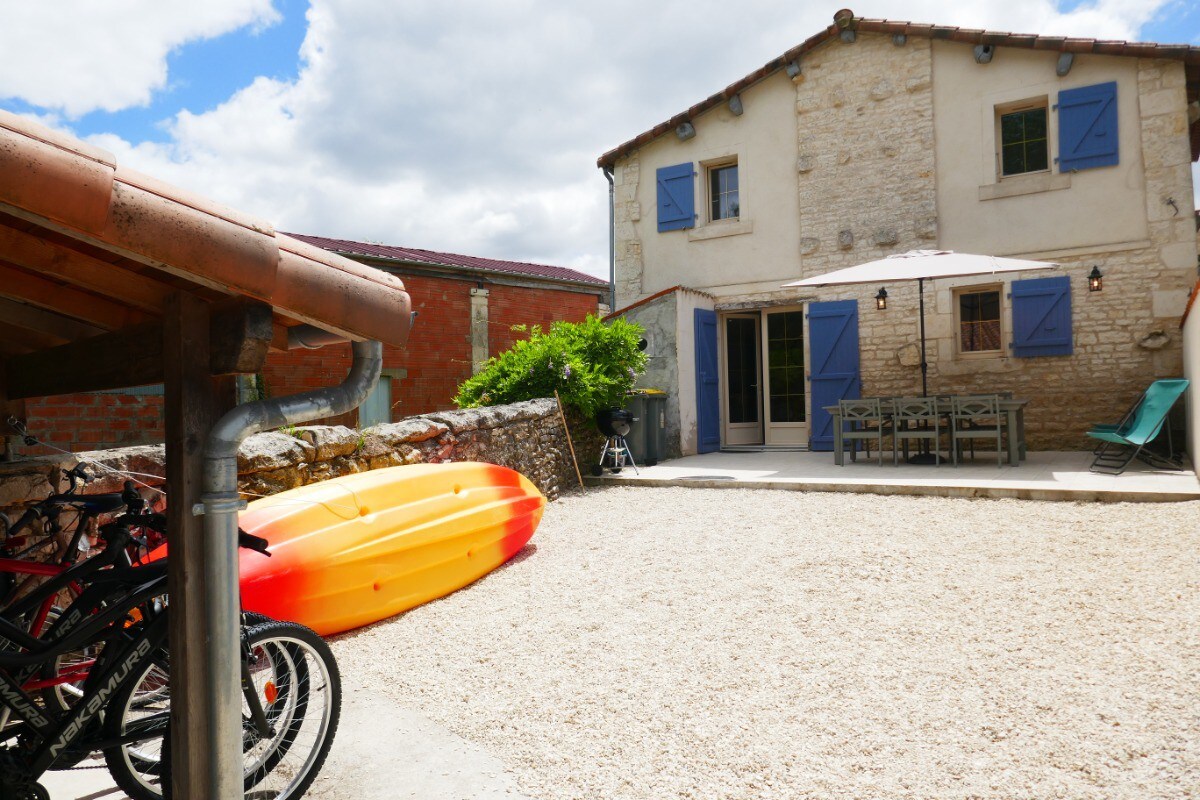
[{"left": 104, "top": 620, "right": 341, "bottom": 800}]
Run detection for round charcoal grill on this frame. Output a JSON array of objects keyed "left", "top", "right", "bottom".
[
  {"left": 596, "top": 408, "right": 634, "bottom": 437},
  {"left": 592, "top": 408, "right": 640, "bottom": 477}
]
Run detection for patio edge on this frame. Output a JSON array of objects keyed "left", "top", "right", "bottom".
[{"left": 583, "top": 475, "right": 1200, "bottom": 503}]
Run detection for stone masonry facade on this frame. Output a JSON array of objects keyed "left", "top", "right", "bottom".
[
  {"left": 0, "top": 399, "right": 585, "bottom": 526},
  {"left": 611, "top": 33, "right": 1197, "bottom": 451}
]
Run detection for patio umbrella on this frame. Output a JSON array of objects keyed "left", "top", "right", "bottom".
[{"left": 783, "top": 250, "right": 1058, "bottom": 397}]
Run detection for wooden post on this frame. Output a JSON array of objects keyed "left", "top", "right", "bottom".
[
  {"left": 554, "top": 391, "right": 584, "bottom": 489},
  {"left": 163, "top": 292, "right": 233, "bottom": 799}
]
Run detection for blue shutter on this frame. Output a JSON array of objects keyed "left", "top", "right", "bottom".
[
  {"left": 657, "top": 163, "right": 695, "bottom": 232},
  {"left": 1057, "top": 82, "right": 1118, "bottom": 171},
  {"left": 694, "top": 308, "right": 720, "bottom": 453},
  {"left": 807, "top": 300, "right": 860, "bottom": 451},
  {"left": 1011, "top": 276, "right": 1072, "bottom": 358}
]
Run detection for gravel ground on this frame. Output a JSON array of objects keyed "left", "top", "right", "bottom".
[{"left": 331, "top": 486, "right": 1200, "bottom": 800}]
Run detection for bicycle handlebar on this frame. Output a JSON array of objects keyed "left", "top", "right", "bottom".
[{"left": 101, "top": 513, "right": 272, "bottom": 557}]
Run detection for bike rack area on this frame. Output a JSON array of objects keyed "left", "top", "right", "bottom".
[{"left": 0, "top": 110, "right": 413, "bottom": 797}]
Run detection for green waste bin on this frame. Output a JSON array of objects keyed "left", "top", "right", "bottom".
[{"left": 625, "top": 390, "right": 668, "bottom": 466}]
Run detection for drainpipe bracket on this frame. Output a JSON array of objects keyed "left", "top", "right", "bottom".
[{"left": 192, "top": 495, "right": 248, "bottom": 516}]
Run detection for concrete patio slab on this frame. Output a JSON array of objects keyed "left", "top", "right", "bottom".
[
  {"left": 585, "top": 450, "right": 1200, "bottom": 502},
  {"left": 40, "top": 678, "right": 531, "bottom": 800}
]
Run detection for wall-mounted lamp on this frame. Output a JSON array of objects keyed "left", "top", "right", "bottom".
[
  {"left": 1088, "top": 266, "right": 1104, "bottom": 292},
  {"left": 875, "top": 287, "right": 888, "bottom": 310}
]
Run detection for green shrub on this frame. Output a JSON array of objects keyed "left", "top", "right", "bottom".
[{"left": 454, "top": 316, "right": 647, "bottom": 420}]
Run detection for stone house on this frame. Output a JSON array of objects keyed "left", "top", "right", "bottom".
[
  {"left": 16, "top": 236, "right": 606, "bottom": 455},
  {"left": 597, "top": 10, "right": 1200, "bottom": 458}
]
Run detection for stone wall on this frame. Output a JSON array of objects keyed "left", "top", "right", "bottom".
[
  {"left": 789, "top": 32, "right": 943, "bottom": 410},
  {"left": 784, "top": 40, "right": 1195, "bottom": 449},
  {"left": 0, "top": 399, "right": 586, "bottom": 520},
  {"left": 621, "top": 291, "right": 683, "bottom": 459}
]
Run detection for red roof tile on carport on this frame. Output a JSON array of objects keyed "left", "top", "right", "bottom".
[{"left": 0, "top": 109, "right": 412, "bottom": 356}]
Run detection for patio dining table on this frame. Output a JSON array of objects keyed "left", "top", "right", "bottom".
[{"left": 823, "top": 397, "right": 1030, "bottom": 466}]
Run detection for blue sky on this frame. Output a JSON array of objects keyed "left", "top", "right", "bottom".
[
  {"left": 63, "top": 0, "right": 309, "bottom": 144},
  {"left": 0, "top": 1, "right": 1196, "bottom": 277}
]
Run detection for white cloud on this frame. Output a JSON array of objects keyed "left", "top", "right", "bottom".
[
  {"left": 4, "top": 1, "right": 1181, "bottom": 277},
  {"left": 0, "top": 0, "right": 279, "bottom": 116}
]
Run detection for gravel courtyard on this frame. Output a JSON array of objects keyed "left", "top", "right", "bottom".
[{"left": 332, "top": 486, "right": 1200, "bottom": 800}]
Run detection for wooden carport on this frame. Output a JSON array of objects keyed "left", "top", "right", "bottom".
[{"left": 0, "top": 110, "right": 412, "bottom": 796}]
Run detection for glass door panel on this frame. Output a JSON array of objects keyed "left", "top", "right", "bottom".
[
  {"left": 763, "top": 309, "right": 808, "bottom": 445},
  {"left": 721, "top": 314, "right": 762, "bottom": 446}
]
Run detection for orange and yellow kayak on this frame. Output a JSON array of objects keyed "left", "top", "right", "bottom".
[{"left": 234, "top": 462, "right": 545, "bottom": 635}]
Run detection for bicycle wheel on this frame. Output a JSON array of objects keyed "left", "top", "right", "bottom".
[
  {"left": 105, "top": 620, "right": 341, "bottom": 800},
  {"left": 102, "top": 645, "right": 170, "bottom": 800}
]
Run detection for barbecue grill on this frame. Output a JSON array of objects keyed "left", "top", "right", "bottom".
[{"left": 593, "top": 408, "right": 639, "bottom": 475}]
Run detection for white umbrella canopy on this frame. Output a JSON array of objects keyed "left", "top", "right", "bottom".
[
  {"left": 784, "top": 250, "right": 1059, "bottom": 399},
  {"left": 783, "top": 249, "right": 1058, "bottom": 287}
]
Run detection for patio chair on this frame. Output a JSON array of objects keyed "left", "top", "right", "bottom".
[
  {"left": 1087, "top": 393, "right": 1145, "bottom": 449},
  {"left": 838, "top": 398, "right": 892, "bottom": 466},
  {"left": 949, "top": 395, "right": 1004, "bottom": 467},
  {"left": 1087, "top": 379, "right": 1189, "bottom": 475},
  {"left": 891, "top": 397, "right": 943, "bottom": 466}
]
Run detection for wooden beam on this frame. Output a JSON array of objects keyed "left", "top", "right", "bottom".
[
  {"left": 163, "top": 292, "right": 225, "bottom": 799},
  {"left": 0, "top": 362, "right": 26, "bottom": 462},
  {"left": 2, "top": 300, "right": 273, "bottom": 399},
  {"left": 0, "top": 222, "right": 172, "bottom": 312},
  {"left": 0, "top": 296, "right": 104, "bottom": 342},
  {"left": 0, "top": 262, "right": 146, "bottom": 330},
  {"left": 210, "top": 300, "right": 274, "bottom": 374},
  {"left": 0, "top": 320, "right": 68, "bottom": 353}
]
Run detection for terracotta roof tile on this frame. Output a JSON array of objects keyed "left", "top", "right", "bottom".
[
  {"left": 283, "top": 232, "right": 607, "bottom": 287},
  {"left": 597, "top": 10, "right": 1200, "bottom": 169}
]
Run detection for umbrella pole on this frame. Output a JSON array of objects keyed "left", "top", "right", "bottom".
[{"left": 918, "top": 276, "right": 928, "bottom": 397}]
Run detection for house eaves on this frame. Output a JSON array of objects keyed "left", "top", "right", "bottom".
[{"left": 597, "top": 8, "right": 1200, "bottom": 170}]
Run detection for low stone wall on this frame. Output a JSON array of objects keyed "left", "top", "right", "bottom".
[{"left": 0, "top": 398, "right": 586, "bottom": 517}]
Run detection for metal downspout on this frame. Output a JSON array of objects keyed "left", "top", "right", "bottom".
[
  {"left": 604, "top": 167, "right": 616, "bottom": 312},
  {"left": 198, "top": 339, "right": 382, "bottom": 796}
]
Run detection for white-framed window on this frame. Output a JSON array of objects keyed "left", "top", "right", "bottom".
[
  {"left": 955, "top": 285, "right": 1003, "bottom": 358},
  {"left": 996, "top": 98, "right": 1049, "bottom": 178},
  {"left": 707, "top": 160, "right": 739, "bottom": 222}
]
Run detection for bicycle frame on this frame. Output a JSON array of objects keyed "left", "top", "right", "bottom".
[
  {"left": 0, "top": 557, "right": 85, "bottom": 647},
  {"left": 0, "top": 574, "right": 169, "bottom": 778}
]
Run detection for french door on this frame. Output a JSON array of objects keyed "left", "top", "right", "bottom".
[
  {"left": 719, "top": 307, "right": 809, "bottom": 447},
  {"left": 722, "top": 314, "right": 761, "bottom": 446}
]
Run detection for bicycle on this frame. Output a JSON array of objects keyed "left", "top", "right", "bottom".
[{"left": 0, "top": 517, "right": 341, "bottom": 800}]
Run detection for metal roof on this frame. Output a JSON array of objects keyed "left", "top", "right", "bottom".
[
  {"left": 598, "top": 8, "right": 1200, "bottom": 169},
  {"left": 285, "top": 232, "right": 608, "bottom": 288}
]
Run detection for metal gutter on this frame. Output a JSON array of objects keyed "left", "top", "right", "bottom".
[
  {"left": 604, "top": 167, "right": 616, "bottom": 311},
  {"left": 198, "top": 339, "right": 382, "bottom": 795}
]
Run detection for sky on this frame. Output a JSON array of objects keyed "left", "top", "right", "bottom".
[{"left": 0, "top": 1, "right": 1197, "bottom": 280}]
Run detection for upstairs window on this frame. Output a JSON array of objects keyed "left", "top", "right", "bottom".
[
  {"left": 998, "top": 101, "right": 1049, "bottom": 177},
  {"left": 708, "top": 162, "right": 739, "bottom": 221}
]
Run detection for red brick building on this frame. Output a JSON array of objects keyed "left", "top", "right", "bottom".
[{"left": 19, "top": 235, "right": 606, "bottom": 452}]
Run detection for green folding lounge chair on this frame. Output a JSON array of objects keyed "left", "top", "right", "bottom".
[{"left": 1087, "top": 379, "right": 1188, "bottom": 474}]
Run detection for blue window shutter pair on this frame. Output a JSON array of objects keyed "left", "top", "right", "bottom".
[
  {"left": 656, "top": 163, "right": 695, "bottom": 232},
  {"left": 1057, "top": 81, "right": 1118, "bottom": 171},
  {"left": 1011, "top": 276, "right": 1072, "bottom": 358}
]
